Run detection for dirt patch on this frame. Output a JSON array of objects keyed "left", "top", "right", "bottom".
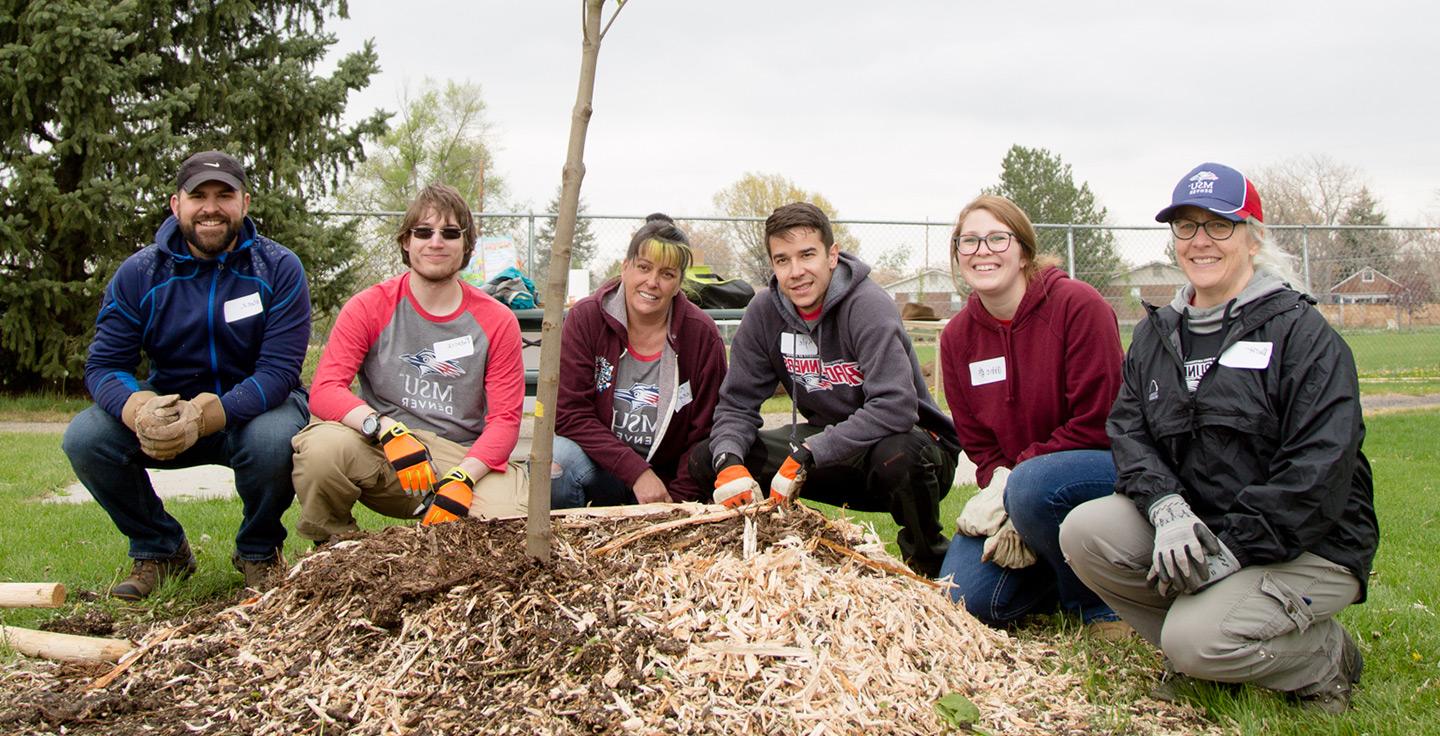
[{"left": 0, "top": 506, "right": 1211, "bottom": 735}]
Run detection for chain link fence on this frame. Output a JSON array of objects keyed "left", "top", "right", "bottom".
[{"left": 323, "top": 212, "right": 1440, "bottom": 330}]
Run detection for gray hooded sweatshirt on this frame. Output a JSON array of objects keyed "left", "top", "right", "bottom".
[{"left": 710, "top": 251, "right": 959, "bottom": 466}]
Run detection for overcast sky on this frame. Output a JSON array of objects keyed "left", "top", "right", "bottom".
[{"left": 328, "top": 1, "right": 1439, "bottom": 234}]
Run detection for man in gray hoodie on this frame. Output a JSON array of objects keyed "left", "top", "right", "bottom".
[{"left": 689, "top": 202, "right": 961, "bottom": 576}]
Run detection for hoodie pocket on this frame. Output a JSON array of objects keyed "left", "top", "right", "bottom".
[{"left": 1220, "top": 572, "right": 1315, "bottom": 641}]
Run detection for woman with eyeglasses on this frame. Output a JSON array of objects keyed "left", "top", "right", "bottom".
[
  {"left": 1059, "top": 163, "right": 1377, "bottom": 713},
  {"left": 551, "top": 214, "right": 727, "bottom": 507},
  {"left": 936, "top": 194, "right": 1128, "bottom": 635}
]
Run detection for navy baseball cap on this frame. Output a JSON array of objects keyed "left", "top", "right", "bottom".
[
  {"left": 1155, "top": 162, "right": 1264, "bottom": 224},
  {"left": 176, "top": 150, "right": 248, "bottom": 193}
]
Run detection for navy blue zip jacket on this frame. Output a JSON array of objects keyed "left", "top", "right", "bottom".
[{"left": 84, "top": 215, "right": 311, "bottom": 428}]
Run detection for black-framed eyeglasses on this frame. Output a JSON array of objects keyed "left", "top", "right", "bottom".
[
  {"left": 409, "top": 226, "right": 465, "bottom": 242},
  {"left": 1170, "top": 219, "right": 1237, "bottom": 241},
  {"left": 952, "top": 231, "right": 1015, "bottom": 255}
]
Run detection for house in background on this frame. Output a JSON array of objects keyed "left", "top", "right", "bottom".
[
  {"left": 1099, "top": 261, "right": 1188, "bottom": 320},
  {"left": 881, "top": 268, "right": 963, "bottom": 318},
  {"left": 1328, "top": 266, "right": 1405, "bottom": 304}
]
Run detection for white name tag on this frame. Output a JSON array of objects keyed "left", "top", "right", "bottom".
[
  {"left": 780, "top": 332, "right": 818, "bottom": 356},
  {"left": 223, "top": 292, "right": 262, "bottom": 323},
  {"left": 969, "top": 356, "right": 1006, "bottom": 386},
  {"left": 675, "top": 381, "right": 693, "bottom": 412},
  {"left": 433, "top": 335, "right": 475, "bottom": 362},
  {"left": 1218, "top": 341, "right": 1273, "bottom": 370}
]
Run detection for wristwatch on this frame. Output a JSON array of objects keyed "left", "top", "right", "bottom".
[{"left": 361, "top": 412, "right": 383, "bottom": 443}]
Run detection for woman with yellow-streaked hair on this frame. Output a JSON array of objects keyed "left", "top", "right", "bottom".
[{"left": 551, "top": 214, "right": 727, "bottom": 507}]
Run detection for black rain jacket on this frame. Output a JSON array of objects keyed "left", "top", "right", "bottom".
[{"left": 1108, "top": 288, "right": 1378, "bottom": 600}]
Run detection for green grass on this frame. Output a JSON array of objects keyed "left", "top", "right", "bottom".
[
  {"left": 0, "top": 392, "right": 92, "bottom": 422},
  {"left": 0, "top": 432, "right": 406, "bottom": 631},
  {"left": 3, "top": 411, "right": 1440, "bottom": 732}
]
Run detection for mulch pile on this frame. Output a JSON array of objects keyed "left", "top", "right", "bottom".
[{"left": 0, "top": 504, "right": 1210, "bottom": 734}]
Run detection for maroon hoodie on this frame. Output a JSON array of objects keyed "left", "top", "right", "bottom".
[
  {"left": 555, "top": 280, "right": 726, "bottom": 501},
  {"left": 940, "top": 266, "right": 1122, "bottom": 487}
]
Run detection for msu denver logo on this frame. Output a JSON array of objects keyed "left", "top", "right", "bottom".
[
  {"left": 615, "top": 383, "right": 660, "bottom": 410},
  {"left": 400, "top": 348, "right": 466, "bottom": 378},
  {"left": 1188, "top": 170, "right": 1219, "bottom": 196}
]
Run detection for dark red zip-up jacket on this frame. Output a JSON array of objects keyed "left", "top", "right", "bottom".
[
  {"left": 555, "top": 280, "right": 727, "bottom": 502},
  {"left": 940, "top": 266, "right": 1123, "bottom": 487}
]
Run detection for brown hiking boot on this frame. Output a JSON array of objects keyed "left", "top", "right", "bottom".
[
  {"left": 232, "top": 549, "right": 286, "bottom": 591},
  {"left": 1298, "top": 626, "right": 1364, "bottom": 714},
  {"left": 111, "top": 541, "right": 197, "bottom": 601},
  {"left": 1085, "top": 619, "right": 1137, "bottom": 643}
]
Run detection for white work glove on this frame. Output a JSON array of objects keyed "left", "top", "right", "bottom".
[
  {"left": 981, "top": 517, "right": 1038, "bottom": 569},
  {"left": 1146, "top": 494, "right": 1241, "bottom": 596},
  {"left": 956, "top": 466, "right": 1011, "bottom": 538}
]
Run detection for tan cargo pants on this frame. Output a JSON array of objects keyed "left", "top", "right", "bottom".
[
  {"left": 1059, "top": 494, "right": 1360, "bottom": 696},
  {"left": 291, "top": 420, "right": 528, "bottom": 542}
]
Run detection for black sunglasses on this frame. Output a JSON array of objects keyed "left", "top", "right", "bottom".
[{"left": 409, "top": 226, "right": 465, "bottom": 242}]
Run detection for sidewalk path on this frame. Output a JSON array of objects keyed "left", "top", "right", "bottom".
[{"left": 18, "top": 393, "right": 1439, "bottom": 505}]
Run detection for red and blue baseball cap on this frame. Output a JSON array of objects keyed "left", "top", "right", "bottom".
[{"left": 1155, "top": 162, "right": 1263, "bottom": 224}]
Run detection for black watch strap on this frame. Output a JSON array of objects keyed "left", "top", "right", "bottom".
[{"left": 362, "top": 412, "right": 382, "bottom": 442}]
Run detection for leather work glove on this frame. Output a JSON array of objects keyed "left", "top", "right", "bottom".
[
  {"left": 769, "top": 444, "right": 813, "bottom": 504},
  {"left": 981, "top": 517, "right": 1038, "bottom": 569},
  {"left": 381, "top": 422, "right": 438, "bottom": 496},
  {"left": 123, "top": 392, "right": 180, "bottom": 435},
  {"left": 1147, "top": 494, "right": 1232, "bottom": 597},
  {"left": 712, "top": 453, "right": 761, "bottom": 508},
  {"left": 421, "top": 467, "right": 474, "bottom": 526},
  {"left": 137, "top": 393, "right": 224, "bottom": 461},
  {"left": 956, "top": 466, "right": 1011, "bottom": 538}
]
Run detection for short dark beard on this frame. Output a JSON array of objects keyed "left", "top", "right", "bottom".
[{"left": 181, "top": 220, "right": 241, "bottom": 258}]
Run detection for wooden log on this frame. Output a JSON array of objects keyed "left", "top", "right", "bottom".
[
  {"left": 0, "top": 582, "right": 66, "bottom": 608},
  {"left": 0, "top": 625, "right": 134, "bottom": 663}
]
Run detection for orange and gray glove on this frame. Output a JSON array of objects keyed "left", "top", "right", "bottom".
[
  {"left": 132, "top": 392, "right": 225, "bottom": 461},
  {"left": 769, "top": 444, "right": 813, "bottom": 504},
  {"left": 712, "top": 453, "right": 761, "bottom": 508},
  {"left": 421, "top": 467, "right": 474, "bottom": 526},
  {"left": 381, "top": 422, "right": 437, "bottom": 496}
]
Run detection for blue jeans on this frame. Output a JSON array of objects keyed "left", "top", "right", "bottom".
[
  {"left": 940, "top": 449, "right": 1118, "bottom": 626},
  {"left": 62, "top": 390, "right": 308, "bottom": 561},
  {"left": 550, "top": 435, "right": 636, "bottom": 508}
]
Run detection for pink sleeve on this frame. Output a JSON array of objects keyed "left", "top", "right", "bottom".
[
  {"left": 309, "top": 289, "right": 389, "bottom": 421},
  {"left": 464, "top": 297, "right": 525, "bottom": 471}
]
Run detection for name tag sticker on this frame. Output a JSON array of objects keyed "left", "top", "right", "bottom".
[
  {"left": 675, "top": 381, "right": 693, "bottom": 412},
  {"left": 969, "top": 356, "right": 1006, "bottom": 386},
  {"left": 223, "top": 292, "right": 263, "bottom": 323},
  {"left": 433, "top": 335, "right": 475, "bottom": 362},
  {"left": 1219, "top": 341, "right": 1273, "bottom": 370},
  {"left": 780, "top": 332, "right": 818, "bottom": 356}
]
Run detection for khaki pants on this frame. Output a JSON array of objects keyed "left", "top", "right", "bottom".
[
  {"left": 1059, "top": 494, "right": 1360, "bottom": 695},
  {"left": 291, "top": 420, "right": 528, "bottom": 542}
]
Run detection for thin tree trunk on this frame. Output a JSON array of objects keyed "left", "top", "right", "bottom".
[{"left": 527, "top": 0, "right": 608, "bottom": 562}]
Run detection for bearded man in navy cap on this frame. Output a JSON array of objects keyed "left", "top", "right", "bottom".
[{"left": 63, "top": 151, "right": 312, "bottom": 599}]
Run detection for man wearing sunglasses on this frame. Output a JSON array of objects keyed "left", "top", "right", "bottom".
[
  {"left": 688, "top": 202, "right": 962, "bottom": 577},
  {"left": 63, "top": 150, "right": 312, "bottom": 599},
  {"left": 291, "top": 183, "right": 528, "bottom": 544}
]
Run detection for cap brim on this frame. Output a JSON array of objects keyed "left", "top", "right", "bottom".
[
  {"left": 1155, "top": 199, "right": 1248, "bottom": 223},
  {"left": 179, "top": 172, "right": 244, "bottom": 193}
]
